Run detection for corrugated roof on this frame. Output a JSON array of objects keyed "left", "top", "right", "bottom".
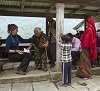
[{"left": 0, "top": 0, "right": 100, "bottom": 21}]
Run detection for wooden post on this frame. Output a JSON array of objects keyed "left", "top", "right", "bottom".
[
  {"left": 84, "top": 18, "right": 87, "bottom": 31},
  {"left": 56, "top": 3, "right": 64, "bottom": 71},
  {"left": 46, "top": 13, "right": 53, "bottom": 35}
]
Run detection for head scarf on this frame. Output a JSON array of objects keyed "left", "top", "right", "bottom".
[{"left": 87, "top": 18, "right": 96, "bottom": 40}]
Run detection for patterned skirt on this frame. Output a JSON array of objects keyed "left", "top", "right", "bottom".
[
  {"left": 77, "top": 49, "right": 91, "bottom": 78},
  {"left": 34, "top": 46, "right": 47, "bottom": 68}
]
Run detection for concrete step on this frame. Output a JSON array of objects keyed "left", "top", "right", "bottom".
[
  {"left": 1, "top": 75, "right": 100, "bottom": 91},
  {"left": 0, "top": 66, "right": 100, "bottom": 84}
]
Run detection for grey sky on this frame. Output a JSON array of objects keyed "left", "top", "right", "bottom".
[{"left": 0, "top": 16, "right": 83, "bottom": 39}]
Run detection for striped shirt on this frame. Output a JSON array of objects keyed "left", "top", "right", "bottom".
[{"left": 59, "top": 42, "right": 72, "bottom": 62}]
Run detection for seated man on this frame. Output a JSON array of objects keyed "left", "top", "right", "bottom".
[{"left": 27, "top": 27, "right": 48, "bottom": 71}]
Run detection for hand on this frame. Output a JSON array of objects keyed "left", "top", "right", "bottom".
[
  {"left": 27, "top": 47, "right": 30, "bottom": 50},
  {"left": 17, "top": 50, "right": 23, "bottom": 55},
  {"left": 43, "top": 44, "right": 48, "bottom": 48},
  {"left": 59, "top": 33, "right": 63, "bottom": 37}
]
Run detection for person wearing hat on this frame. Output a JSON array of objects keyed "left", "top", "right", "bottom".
[
  {"left": 6, "top": 24, "right": 32, "bottom": 75},
  {"left": 27, "top": 27, "right": 48, "bottom": 71}
]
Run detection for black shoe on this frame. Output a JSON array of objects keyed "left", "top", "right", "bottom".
[
  {"left": 16, "top": 70, "right": 26, "bottom": 75},
  {"left": 72, "top": 66, "right": 77, "bottom": 70},
  {"left": 50, "top": 64, "right": 55, "bottom": 68},
  {"left": 38, "top": 67, "right": 42, "bottom": 70}
]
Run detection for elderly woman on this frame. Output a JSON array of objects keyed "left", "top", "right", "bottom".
[
  {"left": 27, "top": 27, "right": 48, "bottom": 71},
  {"left": 6, "top": 24, "right": 32, "bottom": 75}
]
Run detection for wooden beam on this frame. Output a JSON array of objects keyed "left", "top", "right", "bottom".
[
  {"left": 0, "top": 5, "right": 50, "bottom": 10},
  {"left": 68, "top": 5, "right": 86, "bottom": 15},
  {"left": 20, "top": 0, "right": 25, "bottom": 13},
  {"left": 0, "top": 12, "right": 47, "bottom": 17},
  {"left": 64, "top": 14, "right": 86, "bottom": 19},
  {"left": 46, "top": 3, "right": 56, "bottom": 13},
  {"left": 0, "top": 7, "right": 48, "bottom": 12},
  {"left": 86, "top": 9, "right": 100, "bottom": 17},
  {"left": 0, "top": 11, "right": 86, "bottom": 19}
]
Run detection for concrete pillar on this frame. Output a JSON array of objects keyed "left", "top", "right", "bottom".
[{"left": 56, "top": 3, "right": 65, "bottom": 71}]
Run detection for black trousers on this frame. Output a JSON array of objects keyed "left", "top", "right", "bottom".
[
  {"left": 8, "top": 53, "right": 32, "bottom": 72},
  {"left": 47, "top": 43, "right": 56, "bottom": 64},
  {"left": 71, "top": 51, "right": 80, "bottom": 66},
  {"left": 62, "top": 62, "right": 72, "bottom": 84}
]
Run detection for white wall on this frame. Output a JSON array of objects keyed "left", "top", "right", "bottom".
[
  {"left": 77, "top": 23, "right": 84, "bottom": 31},
  {"left": 95, "top": 22, "right": 100, "bottom": 30},
  {"left": 77, "top": 22, "right": 100, "bottom": 31}
]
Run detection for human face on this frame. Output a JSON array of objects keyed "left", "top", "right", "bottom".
[
  {"left": 86, "top": 21, "right": 88, "bottom": 27},
  {"left": 62, "top": 40, "right": 65, "bottom": 44},
  {"left": 11, "top": 28, "right": 18, "bottom": 35},
  {"left": 34, "top": 31, "right": 40, "bottom": 37}
]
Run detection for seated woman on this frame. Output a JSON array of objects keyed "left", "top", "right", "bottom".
[{"left": 6, "top": 24, "right": 32, "bottom": 75}]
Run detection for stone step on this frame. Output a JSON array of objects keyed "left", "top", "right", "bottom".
[
  {"left": 0, "top": 67, "right": 100, "bottom": 84},
  {"left": 0, "top": 81, "right": 59, "bottom": 91},
  {"left": 1, "top": 75, "right": 100, "bottom": 91}
]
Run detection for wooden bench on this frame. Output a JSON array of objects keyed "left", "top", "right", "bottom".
[
  {"left": 0, "top": 49, "right": 35, "bottom": 73},
  {"left": 0, "top": 58, "right": 12, "bottom": 73},
  {"left": 0, "top": 51, "right": 35, "bottom": 74}
]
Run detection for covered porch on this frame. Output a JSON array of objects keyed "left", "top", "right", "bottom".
[{"left": 0, "top": 0, "right": 100, "bottom": 80}]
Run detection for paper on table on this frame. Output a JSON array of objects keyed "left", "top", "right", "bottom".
[{"left": 24, "top": 48, "right": 30, "bottom": 53}]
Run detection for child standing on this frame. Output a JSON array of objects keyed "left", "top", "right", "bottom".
[{"left": 59, "top": 34, "right": 72, "bottom": 86}]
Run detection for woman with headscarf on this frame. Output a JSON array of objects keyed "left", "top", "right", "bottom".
[{"left": 77, "top": 18, "right": 97, "bottom": 79}]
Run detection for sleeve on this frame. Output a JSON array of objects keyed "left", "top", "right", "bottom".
[
  {"left": 6, "top": 37, "right": 12, "bottom": 53},
  {"left": 71, "top": 39, "right": 81, "bottom": 51},
  {"left": 80, "top": 28, "right": 91, "bottom": 49},
  {"left": 58, "top": 42, "right": 64, "bottom": 49},
  {"left": 31, "top": 35, "right": 35, "bottom": 43},
  {"left": 44, "top": 34, "right": 48, "bottom": 41},
  {"left": 17, "top": 35, "right": 31, "bottom": 43}
]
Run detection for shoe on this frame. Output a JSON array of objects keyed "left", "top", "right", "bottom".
[
  {"left": 72, "top": 66, "right": 77, "bottom": 70},
  {"left": 16, "top": 70, "right": 20, "bottom": 74},
  {"left": 84, "top": 78, "right": 88, "bottom": 80},
  {"left": 38, "top": 67, "right": 42, "bottom": 70},
  {"left": 91, "top": 65, "right": 94, "bottom": 68},
  {"left": 67, "top": 83, "right": 71, "bottom": 86},
  {"left": 50, "top": 64, "right": 55, "bottom": 68},
  {"left": 16, "top": 70, "right": 26, "bottom": 75},
  {"left": 25, "top": 70, "right": 29, "bottom": 73},
  {"left": 43, "top": 68, "right": 48, "bottom": 71},
  {"left": 58, "top": 81, "right": 67, "bottom": 87},
  {"left": 48, "top": 61, "right": 52, "bottom": 64}
]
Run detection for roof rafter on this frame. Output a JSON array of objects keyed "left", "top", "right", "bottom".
[
  {"left": 68, "top": 5, "right": 86, "bottom": 15},
  {"left": 46, "top": 3, "right": 55, "bottom": 13},
  {"left": 20, "top": 0, "right": 25, "bottom": 13},
  {"left": 86, "top": 9, "right": 100, "bottom": 17},
  {"left": 0, "top": 11, "right": 86, "bottom": 18}
]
